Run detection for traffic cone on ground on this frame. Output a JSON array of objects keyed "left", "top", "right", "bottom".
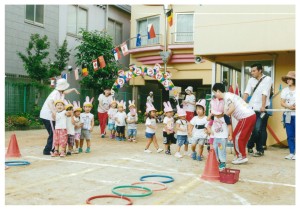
[
  {"left": 201, "top": 148, "right": 220, "bottom": 181},
  {"left": 6, "top": 134, "right": 21, "bottom": 158}
]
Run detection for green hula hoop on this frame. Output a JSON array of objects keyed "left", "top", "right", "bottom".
[
  {"left": 5, "top": 160, "right": 31, "bottom": 166},
  {"left": 140, "top": 174, "right": 174, "bottom": 184},
  {"left": 112, "top": 185, "right": 153, "bottom": 197}
]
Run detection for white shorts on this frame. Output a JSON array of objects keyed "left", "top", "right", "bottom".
[{"left": 190, "top": 137, "right": 206, "bottom": 145}]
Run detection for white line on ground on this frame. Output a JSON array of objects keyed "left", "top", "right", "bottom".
[{"left": 240, "top": 179, "right": 295, "bottom": 188}]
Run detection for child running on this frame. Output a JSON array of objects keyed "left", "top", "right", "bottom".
[
  {"left": 162, "top": 101, "right": 175, "bottom": 155},
  {"left": 174, "top": 105, "right": 189, "bottom": 158},
  {"left": 73, "top": 101, "right": 83, "bottom": 154},
  {"left": 144, "top": 103, "right": 164, "bottom": 153},
  {"left": 127, "top": 100, "right": 138, "bottom": 142},
  {"left": 115, "top": 100, "right": 127, "bottom": 141},
  {"left": 108, "top": 99, "right": 118, "bottom": 139}
]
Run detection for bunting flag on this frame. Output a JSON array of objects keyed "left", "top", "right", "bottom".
[
  {"left": 74, "top": 68, "right": 79, "bottom": 80},
  {"left": 121, "top": 42, "right": 129, "bottom": 56},
  {"left": 61, "top": 73, "right": 67, "bottom": 80},
  {"left": 228, "top": 85, "right": 234, "bottom": 93},
  {"left": 166, "top": 9, "right": 173, "bottom": 27},
  {"left": 92, "top": 59, "right": 99, "bottom": 71},
  {"left": 235, "top": 84, "right": 239, "bottom": 96},
  {"left": 98, "top": 56, "right": 106, "bottom": 68},
  {"left": 147, "top": 24, "right": 156, "bottom": 39},
  {"left": 82, "top": 67, "right": 88, "bottom": 77},
  {"left": 112, "top": 47, "right": 122, "bottom": 61},
  {"left": 136, "top": 33, "right": 142, "bottom": 47}
]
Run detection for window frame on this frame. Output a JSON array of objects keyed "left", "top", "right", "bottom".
[
  {"left": 175, "top": 12, "right": 194, "bottom": 43},
  {"left": 67, "top": 5, "right": 88, "bottom": 37},
  {"left": 108, "top": 18, "right": 123, "bottom": 46},
  {"left": 136, "top": 15, "right": 160, "bottom": 47},
  {"left": 24, "top": 5, "right": 45, "bottom": 27}
]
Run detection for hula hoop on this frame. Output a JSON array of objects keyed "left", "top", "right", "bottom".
[
  {"left": 5, "top": 160, "right": 31, "bottom": 166},
  {"left": 140, "top": 174, "right": 174, "bottom": 184},
  {"left": 112, "top": 185, "right": 152, "bottom": 197},
  {"left": 131, "top": 181, "right": 168, "bottom": 191},
  {"left": 86, "top": 194, "right": 133, "bottom": 205}
]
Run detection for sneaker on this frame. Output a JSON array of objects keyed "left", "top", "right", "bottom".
[
  {"left": 285, "top": 154, "right": 294, "bottom": 160},
  {"left": 132, "top": 139, "right": 137, "bottom": 143},
  {"left": 191, "top": 152, "right": 197, "bottom": 160},
  {"left": 165, "top": 150, "right": 171, "bottom": 155},
  {"left": 116, "top": 136, "right": 121, "bottom": 141},
  {"left": 263, "top": 145, "right": 267, "bottom": 150},
  {"left": 248, "top": 148, "right": 254, "bottom": 155},
  {"left": 85, "top": 147, "right": 91, "bottom": 153},
  {"left": 253, "top": 151, "right": 264, "bottom": 157},
  {"left": 232, "top": 157, "right": 248, "bottom": 165},
  {"left": 78, "top": 148, "right": 83, "bottom": 153},
  {"left": 101, "top": 134, "right": 105, "bottom": 138},
  {"left": 219, "top": 162, "right": 226, "bottom": 171},
  {"left": 66, "top": 151, "right": 72, "bottom": 156},
  {"left": 197, "top": 156, "right": 202, "bottom": 161},
  {"left": 73, "top": 148, "right": 79, "bottom": 154},
  {"left": 51, "top": 150, "right": 59, "bottom": 157},
  {"left": 184, "top": 151, "right": 190, "bottom": 156},
  {"left": 175, "top": 152, "right": 183, "bottom": 158},
  {"left": 157, "top": 148, "right": 164, "bottom": 153},
  {"left": 60, "top": 151, "right": 66, "bottom": 157},
  {"left": 121, "top": 137, "right": 126, "bottom": 141},
  {"left": 109, "top": 134, "right": 113, "bottom": 139},
  {"left": 144, "top": 149, "right": 152, "bottom": 153},
  {"left": 292, "top": 155, "right": 296, "bottom": 160}
]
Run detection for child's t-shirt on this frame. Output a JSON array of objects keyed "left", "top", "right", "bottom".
[
  {"left": 127, "top": 113, "right": 138, "bottom": 129},
  {"left": 115, "top": 111, "right": 127, "bottom": 126},
  {"left": 66, "top": 116, "right": 75, "bottom": 135},
  {"left": 190, "top": 116, "right": 208, "bottom": 139},
  {"left": 176, "top": 119, "right": 188, "bottom": 136},
  {"left": 55, "top": 110, "right": 67, "bottom": 129},
  {"left": 108, "top": 108, "right": 118, "bottom": 124},
  {"left": 163, "top": 116, "right": 174, "bottom": 133},
  {"left": 145, "top": 117, "right": 156, "bottom": 134},
  {"left": 211, "top": 115, "right": 231, "bottom": 138},
  {"left": 80, "top": 112, "right": 94, "bottom": 130},
  {"left": 74, "top": 116, "right": 81, "bottom": 134}
]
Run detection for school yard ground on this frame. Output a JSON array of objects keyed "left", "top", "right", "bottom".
[{"left": 5, "top": 124, "right": 295, "bottom": 205}]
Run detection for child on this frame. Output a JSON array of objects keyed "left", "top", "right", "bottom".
[
  {"left": 73, "top": 101, "right": 83, "bottom": 154},
  {"left": 79, "top": 96, "right": 94, "bottom": 153},
  {"left": 144, "top": 103, "right": 164, "bottom": 153},
  {"left": 188, "top": 99, "right": 208, "bottom": 161},
  {"left": 51, "top": 94, "right": 68, "bottom": 157},
  {"left": 115, "top": 100, "right": 127, "bottom": 141},
  {"left": 163, "top": 101, "right": 175, "bottom": 155},
  {"left": 175, "top": 105, "right": 189, "bottom": 158},
  {"left": 108, "top": 99, "right": 118, "bottom": 139},
  {"left": 65, "top": 101, "right": 75, "bottom": 156},
  {"left": 127, "top": 100, "right": 138, "bottom": 142},
  {"left": 209, "top": 98, "right": 233, "bottom": 171}
]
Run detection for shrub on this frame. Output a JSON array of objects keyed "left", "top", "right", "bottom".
[{"left": 14, "top": 116, "right": 29, "bottom": 127}]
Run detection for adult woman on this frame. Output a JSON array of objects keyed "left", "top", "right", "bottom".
[
  {"left": 280, "top": 71, "right": 296, "bottom": 160},
  {"left": 182, "top": 86, "right": 196, "bottom": 122},
  {"left": 40, "top": 78, "right": 80, "bottom": 155},
  {"left": 97, "top": 87, "right": 112, "bottom": 138}
]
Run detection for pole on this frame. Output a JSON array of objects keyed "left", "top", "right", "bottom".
[{"left": 164, "top": 5, "right": 168, "bottom": 73}]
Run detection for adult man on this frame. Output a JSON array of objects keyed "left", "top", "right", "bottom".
[
  {"left": 98, "top": 87, "right": 112, "bottom": 138},
  {"left": 243, "top": 63, "right": 273, "bottom": 157}
]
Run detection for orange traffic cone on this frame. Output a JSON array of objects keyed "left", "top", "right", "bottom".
[
  {"left": 6, "top": 134, "right": 21, "bottom": 158},
  {"left": 201, "top": 149, "right": 220, "bottom": 181}
]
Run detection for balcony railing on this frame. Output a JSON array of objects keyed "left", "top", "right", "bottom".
[
  {"left": 171, "top": 32, "right": 194, "bottom": 44},
  {"left": 128, "top": 34, "right": 163, "bottom": 49}
]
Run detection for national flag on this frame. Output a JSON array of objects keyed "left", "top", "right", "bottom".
[
  {"left": 166, "top": 9, "right": 173, "bottom": 27},
  {"left": 61, "top": 73, "right": 67, "bottom": 80},
  {"left": 121, "top": 42, "right": 129, "bottom": 56},
  {"left": 74, "top": 68, "right": 79, "bottom": 80},
  {"left": 148, "top": 24, "right": 156, "bottom": 39},
  {"left": 92, "top": 59, "right": 99, "bottom": 71},
  {"left": 136, "top": 33, "right": 142, "bottom": 47},
  {"left": 82, "top": 67, "right": 88, "bottom": 77},
  {"left": 98, "top": 56, "right": 106, "bottom": 68},
  {"left": 112, "top": 47, "right": 121, "bottom": 61}
]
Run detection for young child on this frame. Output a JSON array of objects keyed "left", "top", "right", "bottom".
[
  {"left": 51, "top": 94, "right": 68, "bottom": 157},
  {"left": 163, "top": 101, "right": 175, "bottom": 155},
  {"left": 208, "top": 98, "right": 233, "bottom": 171},
  {"left": 73, "top": 101, "right": 83, "bottom": 154},
  {"left": 127, "top": 100, "right": 138, "bottom": 142},
  {"left": 65, "top": 101, "right": 75, "bottom": 156},
  {"left": 144, "top": 103, "right": 164, "bottom": 153},
  {"left": 115, "top": 100, "right": 127, "bottom": 141},
  {"left": 188, "top": 99, "right": 208, "bottom": 161},
  {"left": 108, "top": 99, "right": 118, "bottom": 139},
  {"left": 79, "top": 96, "right": 94, "bottom": 153},
  {"left": 175, "top": 105, "right": 189, "bottom": 158}
]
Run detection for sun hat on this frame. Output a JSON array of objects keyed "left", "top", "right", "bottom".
[
  {"left": 281, "top": 71, "right": 295, "bottom": 84},
  {"left": 146, "top": 102, "right": 157, "bottom": 113},
  {"left": 176, "top": 105, "right": 186, "bottom": 117},
  {"left": 196, "top": 99, "right": 206, "bottom": 111},
  {"left": 55, "top": 78, "right": 70, "bottom": 91},
  {"left": 149, "top": 91, "right": 153, "bottom": 95},
  {"left": 210, "top": 98, "right": 224, "bottom": 115},
  {"left": 163, "top": 101, "right": 173, "bottom": 113},
  {"left": 185, "top": 86, "right": 193, "bottom": 94}
]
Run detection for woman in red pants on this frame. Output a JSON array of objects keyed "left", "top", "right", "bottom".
[{"left": 97, "top": 88, "right": 113, "bottom": 138}]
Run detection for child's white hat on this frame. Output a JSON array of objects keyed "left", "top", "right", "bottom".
[
  {"left": 185, "top": 86, "right": 193, "bottom": 94},
  {"left": 176, "top": 105, "right": 186, "bottom": 117},
  {"left": 163, "top": 101, "right": 173, "bottom": 113},
  {"left": 146, "top": 102, "right": 156, "bottom": 113},
  {"left": 196, "top": 99, "right": 206, "bottom": 111},
  {"left": 83, "top": 96, "right": 94, "bottom": 107},
  {"left": 73, "top": 101, "right": 82, "bottom": 112},
  {"left": 128, "top": 100, "right": 135, "bottom": 108},
  {"left": 210, "top": 98, "right": 224, "bottom": 115}
]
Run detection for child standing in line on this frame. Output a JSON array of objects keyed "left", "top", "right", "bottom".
[
  {"left": 209, "top": 98, "right": 233, "bottom": 171},
  {"left": 79, "top": 96, "right": 94, "bottom": 153},
  {"left": 73, "top": 101, "right": 83, "bottom": 154},
  {"left": 188, "top": 99, "right": 208, "bottom": 161},
  {"left": 65, "top": 101, "right": 75, "bottom": 156},
  {"left": 108, "top": 99, "right": 118, "bottom": 139},
  {"left": 144, "top": 103, "right": 164, "bottom": 153},
  {"left": 175, "top": 105, "right": 189, "bottom": 158},
  {"left": 127, "top": 100, "right": 138, "bottom": 142},
  {"left": 115, "top": 100, "right": 127, "bottom": 141},
  {"left": 162, "top": 101, "right": 175, "bottom": 155}
]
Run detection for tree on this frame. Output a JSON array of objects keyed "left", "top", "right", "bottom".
[{"left": 75, "top": 29, "right": 121, "bottom": 95}]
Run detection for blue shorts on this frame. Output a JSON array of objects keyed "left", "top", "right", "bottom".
[
  {"left": 107, "top": 123, "right": 115, "bottom": 131},
  {"left": 145, "top": 132, "right": 155, "bottom": 138},
  {"left": 128, "top": 129, "right": 137, "bottom": 137},
  {"left": 176, "top": 135, "right": 188, "bottom": 147}
]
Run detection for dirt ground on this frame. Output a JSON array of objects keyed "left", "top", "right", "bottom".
[{"left": 5, "top": 124, "right": 296, "bottom": 205}]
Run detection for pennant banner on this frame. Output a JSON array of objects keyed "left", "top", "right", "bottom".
[
  {"left": 136, "top": 33, "right": 142, "bottom": 47},
  {"left": 166, "top": 9, "right": 173, "bottom": 27},
  {"left": 92, "top": 59, "right": 99, "bottom": 71},
  {"left": 74, "top": 68, "right": 79, "bottom": 80},
  {"left": 148, "top": 24, "right": 156, "bottom": 39},
  {"left": 98, "top": 56, "right": 106, "bottom": 68},
  {"left": 121, "top": 42, "right": 129, "bottom": 56},
  {"left": 82, "top": 67, "right": 88, "bottom": 77}
]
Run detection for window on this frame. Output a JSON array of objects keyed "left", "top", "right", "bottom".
[
  {"left": 108, "top": 19, "right": 122, "bottom": 45},
  {"left": 137, "top": 16, "right": 160, "bottom": 46},
  {"left": 25, "top": 5, "right": 44, "bottom": 25},
  {"left": 67, "top": 5, "right": 87, "bottom": 36},
  {"left": 176, "top": 13, "right": 193, "bottom": 42}
]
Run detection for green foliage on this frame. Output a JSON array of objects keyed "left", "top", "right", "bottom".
[
  {"left": 49, "top": 39, "right": 71, "bottom": 77},
  {"left": 17, "top": 33, "right": 50, "bottom": 82},
  {"left": 5, "top": 112, "right": 43, "bottom": 130},
  {"left": 75, "top": 29, "right": 121, "bottom": 95}
]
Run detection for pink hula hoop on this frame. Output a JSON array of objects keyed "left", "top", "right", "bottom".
[{"left": 131, "top": 181, "right": 168, "bottom": 191}]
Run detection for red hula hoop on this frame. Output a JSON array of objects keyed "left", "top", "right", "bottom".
[{"left": 86, "top": 194, "right": 133, "bottom": 205}]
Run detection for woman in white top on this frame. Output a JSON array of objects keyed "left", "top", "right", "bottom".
[
  {"left": 39, "top": 78, "right": 79, "bottom": 155},
  {"left": 97, "top": 87, "right": 112, "bottom": 138},
  {"left": 280, "top": 71, "right": 296, "bottom": 160},
  {"left": 182, "top": 86, "right": 196, "bottom": 122}
]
